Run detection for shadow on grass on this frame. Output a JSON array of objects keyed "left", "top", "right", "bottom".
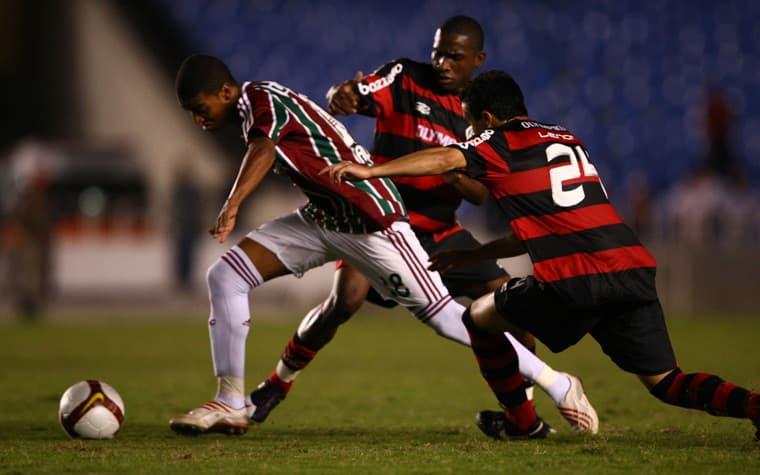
[{"left": 4, "top": 420, "right": 757, "bottom": 453}]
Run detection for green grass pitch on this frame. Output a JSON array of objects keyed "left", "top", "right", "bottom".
[{"left": 1, "top": 309, "right": 759, "bottom": 474}]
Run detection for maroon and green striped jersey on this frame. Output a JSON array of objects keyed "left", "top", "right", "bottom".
[
  {"left": 355, "top": 59, "right": 469, "bottom": 233},
  {"left": 237, "top": 81, "right": 405, "bottom": 233},
  {"left": 450, "top": 119, "right": 658, "bottom": 307}
]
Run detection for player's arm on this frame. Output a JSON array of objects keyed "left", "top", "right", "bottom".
[
  {"left": 210, "top": 133, "right": 276, "bottom": 243},
  {"left": 322, "top": 146, "right": 466, "bottom": 183},
  {"left": 326, "top": 71, "right": 364, "bottom": 115},
  {"left": 428, "top": 229, "right": 527, "bottom": 274},
  {"left": 442, "top": 171, "right": 490, "bottom": 204}
]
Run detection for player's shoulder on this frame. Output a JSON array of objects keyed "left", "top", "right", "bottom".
[
  {"left": 511, "top": 119, "right": 570, "bottom": 132},
  {"left": 245, "top": 80, "right": 293, "bottom": 96},
  {"left": 238, "top": 81, "right": 300, "bottom": 123},
  {"left": 371, "top": 58, "right": 430, "bottom": 77},
  {"left": 512, "top": 119, "right": 581, "bottom": 139}
]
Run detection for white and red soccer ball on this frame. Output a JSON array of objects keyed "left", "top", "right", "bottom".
[{"left": 58, "top": 380, "right": 125, "bottom": 439}]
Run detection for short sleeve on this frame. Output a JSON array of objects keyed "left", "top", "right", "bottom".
[
  {"left": 447, "top": 130, "right": 495, "bottom": 180},
  {"left": 240, "top": 87, "right": 290, "bottom": 144},
  {"left": 355, "top": 59, "right": 407, "bottom": 120}
]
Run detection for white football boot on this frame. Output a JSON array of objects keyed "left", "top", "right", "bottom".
[
  {"left": 556, "top": 373, "right": 599, "bottom": 434},
  {"left": 169, "top": 400, "right": 248, "bottom": 435}
]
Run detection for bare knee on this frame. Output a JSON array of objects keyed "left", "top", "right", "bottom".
[
  {"left": 327, "top": 267, "right": 371, "bottom": 322},
  {"left": 469, "top": 292, "right": 528, "bottom": 338},
  {"left": 638, "top": 369, "right": 678, "bottom": 391},
  {"left": 296, "top": 268, "right": 369, "bottom": 342}
]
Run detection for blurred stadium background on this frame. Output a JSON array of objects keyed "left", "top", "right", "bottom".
[{"left": 1, "top": 0, "right": 759, "bottom": 319}]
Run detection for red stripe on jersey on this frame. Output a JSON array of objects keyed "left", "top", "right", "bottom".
[
  {"left": 471, "top": 139, "right": 512, "bottom": 198},
  {"left": 402, "top": 75, "right": 462, "bottom": 116},
  {"left": 494, "top": 167, "right": 600, "bottom": 198},
  {"left": 533, "top": 246, "right": 657, "bottom": 283},
  {"left": 497, "top": 167, "right": 548, "bottom": 197},
  {"left": 362, "top": 74, "right": 396, "bottom": 119},
  {"left": 505, "top": 128, "right": 583, "bottom": 151},
  {"left": 407, "top": 211, "right": 453, "bottom": 233},
  {"left": 512, "top": 204, "right": 624, "bottom": 239},
  {"left": 374, "top": 111, "right": 460, "bottom": 147},
  {"left": 374, "top": 111, "right": 417, "bottom": 141},
  {"left": 390, "top": 174, "right": 449, "bottom": 193},
  {"left": 432, "top": 224, "right": 464, "bottom": 242}
]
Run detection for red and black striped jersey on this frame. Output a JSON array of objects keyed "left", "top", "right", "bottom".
[
  {"left": 450, "top": 119, "right": 658, "bottom": 307},
  {"left": 355, "top": 59, "right": 469, "bottom": 233},
  {"left": 237, "top": 81, "right": 405, "bottom": 233}
]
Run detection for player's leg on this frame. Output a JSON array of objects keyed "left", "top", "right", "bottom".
[
  {"left": 591, "top": 300, "right": 760, "bottom": 439},
  {"left": 170, "top": 212, "right": 331, "bottom": 435},
  {"left": 645, "top": 369, "right": 760, "bottom": 439},
  {"left": 422, "top": 228, "right": 540, "bottom": 352},
  {"left": 425, "top": 229, "right": 568, "bottom": 414},
  {"left": 334, "top": 221, "right": 471, "bottom": 345},
  {"left": 249, "top": 264, "right": 371, "bottom": 423},
  {"left": 463, "top": 284, "right": 545, "bottom": 437},
  {"left": 468, "top": 276, "right": 599, "bottom": 436},
  {"left": 170, "top": 238, "right": 290, "bottom": 435},
  {"left": 330, "top": 222, "right": 543, "bottom": 436}
]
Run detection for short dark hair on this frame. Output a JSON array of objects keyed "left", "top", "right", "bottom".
[
  {"left": 175, "top": 54, "right": 237, "bottom": 102},
  {"left": 461, "top": 70, "right": 528, "bottom": 120},
  {"left": 439, "top": 15, "right": 484, "bottom": 51}
]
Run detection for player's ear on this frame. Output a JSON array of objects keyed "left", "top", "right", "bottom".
[
  {"left": 474, "top": 51, "right": 486, "bottom": 68},
  {"left": 219, "top": 82, "right": 235, "bottom": 103},
  {"left": 483, "top": 110, "right": 497, "bottom": 128}
]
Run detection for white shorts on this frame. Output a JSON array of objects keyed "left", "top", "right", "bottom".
[{"left": 246, "top": 211, "right": 452, "bottom": 321}]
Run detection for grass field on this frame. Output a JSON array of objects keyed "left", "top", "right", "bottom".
[{"left": 1, "top": 309, "right": 759, "bottom": 474}]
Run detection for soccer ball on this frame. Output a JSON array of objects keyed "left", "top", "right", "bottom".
[{"left": 58, "top": 380, "right": 125, "bottom": 439}]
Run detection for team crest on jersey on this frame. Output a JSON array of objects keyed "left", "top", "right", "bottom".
[{"left": 415, "top": 101, "right": 431, "bottom": 115}]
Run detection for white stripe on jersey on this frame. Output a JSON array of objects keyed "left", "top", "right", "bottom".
[
  {"left": 255, "top": 82, "right": 400, "bottom": 218},
  {"left": 239, "top": 81, "right": 254, "bottom": 139}
]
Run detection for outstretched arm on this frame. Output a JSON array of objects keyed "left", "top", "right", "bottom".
[
  {"left": 210, "top": 134, "right": 276, "bottom": 243},
  {"left": 428, "top": 229, "right": 526, "bottom": 274},
  {"left": 321, "top": 146, "right": 467, "bottom": 183}
]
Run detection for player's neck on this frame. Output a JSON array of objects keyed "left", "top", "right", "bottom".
[{"left": 504, "top": 115, "right": 529, "bottom": 125}]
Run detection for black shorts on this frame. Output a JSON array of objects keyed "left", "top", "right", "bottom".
[
  {"left": 494, "top": 276, "right": 677, "bottom": 375},
  {"left": 366, "top": 227, "right": 508, "bottom": 307}
]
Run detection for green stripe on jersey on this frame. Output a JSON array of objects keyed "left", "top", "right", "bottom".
[
  {"left": 256, "top": 83, "right": 399, "bottom": 216},
  {"left": 268, "top": 95, "right": 289, "bottom": 142}
]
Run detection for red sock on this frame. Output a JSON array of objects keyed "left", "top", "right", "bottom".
[
  {"left": 267, "top": 372, "right": 293, "bottom": 394},
  {"left": 281, "top": 334, "right": 318, "bottom": 371},
  {"left": 462, "top": 309, "right": 536, "bottom": 431},
  {"left": 650, "top": 368, "right": 760, "bottom": 419}
]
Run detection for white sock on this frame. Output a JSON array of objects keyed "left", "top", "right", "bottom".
[
  {"left": 207, "top": 246, "right": 263, "bottom": 407},
  {"left": 275, "top": 360, "right": 300, "bottom": 383},
  {"left": 421, "top": 299, "right": 470, "bottom": 345},
  {"left": 422, "top": 300, "right": 572, "bottom": 403},
  {"left": 217, "top": 376, "right": 245, "bottom": 409},
  {"left": 504, "top": 332, "right": 570, "bottom": 405},
  {"left": 538, "top": 369, "right": 571, "bottom": 405}
]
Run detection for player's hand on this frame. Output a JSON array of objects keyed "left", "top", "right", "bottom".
[
  {"left": 209, "top": 200, "right": 239, "bottom": 243},
  {"left": 326, "top": 71, "right": 363, "bottom": 115},
  {"left": 428, "top": 250, "right": 470, "bottom": 274},
  {"left": 319, "top": 161, "right": 373, "bottom": 184}
]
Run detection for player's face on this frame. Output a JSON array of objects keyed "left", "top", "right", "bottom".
[
  {"left": 180, "top": 87, "right": 235, "bottom": 131},
  {"left": 431, "top": 30, "right": 485, "bottom": 92}
]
